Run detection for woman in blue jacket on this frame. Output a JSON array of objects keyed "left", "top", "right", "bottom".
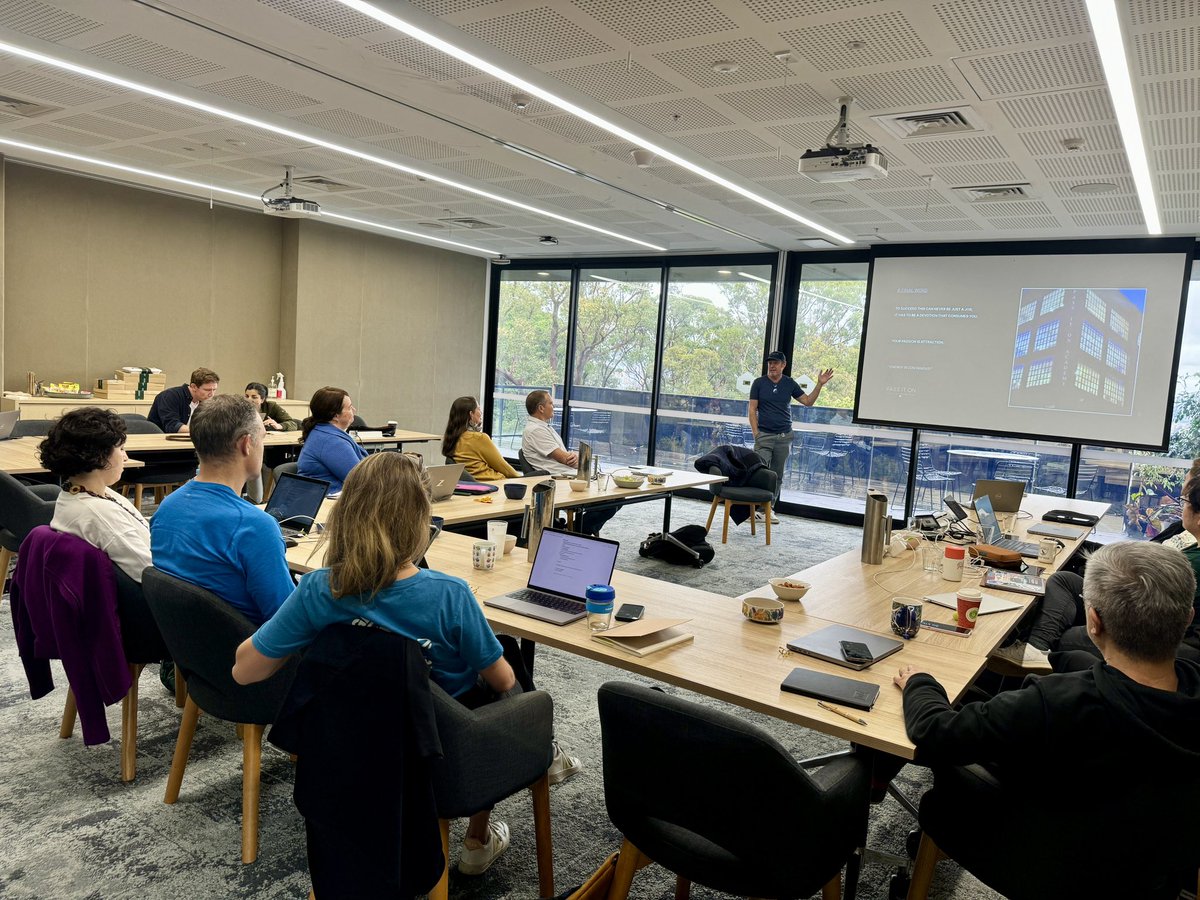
[{"left": 296, "top": 386, "right": 367, "bottom": 492}]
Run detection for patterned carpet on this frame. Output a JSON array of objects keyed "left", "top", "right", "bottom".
[{"left": 0, "top": 498, "right": 1000, "bottom": 899}]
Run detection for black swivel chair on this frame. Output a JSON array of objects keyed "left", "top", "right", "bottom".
[
  {"left": 0, "top": 471, "right": 58, "bottom": 581},
  {"left": 118, "top": 418, "right": 194, "bottom": 510},
  {"left": 142, "top": 568, "right": 299, "bottom": 864},
  {"left": 11, "top": 419, "right": 54, "bottom": 439},
  {"left": 517, "top": 449, "right": 549, "bottom": 476},
  {"left": 598, "top": 681, "right": 870, "bottom": 900}
]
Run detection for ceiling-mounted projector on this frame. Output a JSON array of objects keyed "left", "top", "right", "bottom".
[
  {"left": 261, "top": 166, "right": 321, "bottom": 218},
  {"left": 799, "top": 96, "right": 888, "bottom": 183}
]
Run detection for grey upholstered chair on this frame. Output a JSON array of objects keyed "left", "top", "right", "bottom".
[
  {"left": 516, "top": 449, "right": 549, "bottom": 476},
  {"left": 11, "top": 419, "right": 53, "bottom": 438},
  {"left": 118, "top": 418, "right": 194, "bottom": 509},
  {"left": 702, "top": 464, "right": 778, "bottom": 545},
  {"left": 142, "top": 568, "right": 299, "bottom": 864},
  {"left": 0, "top": 471, "right": 57, "bottom": 580},
  {"left": 598, "top": 681, "right": 870, "bottom": 900},
  {"left": 427, "top": 682, "right": 556, "bottom": 900}
]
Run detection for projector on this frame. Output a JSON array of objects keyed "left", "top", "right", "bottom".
[
  {"left": 263, "top": 197, "right": 321, "bottom": 218},
  {"left": 799, "top": 146, "right": 888, "bottom": 182}
]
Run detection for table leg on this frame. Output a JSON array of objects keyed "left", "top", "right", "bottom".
[
  {"left": 520, "top": 637, "right": 536, "bottom": 679},
  {"left": 662, "top": 494, "right": 672, "bottom": 533}
]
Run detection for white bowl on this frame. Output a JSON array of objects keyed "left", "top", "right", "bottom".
[
  {"left": 769, "top": 578, "right": 811, "bottom": 602},
  {"left": 569, "top": 479, "right": 589, "bottom": 492}
]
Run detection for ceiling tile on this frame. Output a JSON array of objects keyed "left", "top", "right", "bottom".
[
  {"left": 617, "top": 96, "right": 733, "bottom": 131},
  {"left": 962, "top": 42, "right": 1103, "bottom": 98},
  {"left": 781, "top": 11, "right": 932, "bottom": 72},
  {"left": 366, "top": 35, "right": 477, "bottom": 81},
  {"left": 933, "top": 0, "right": 1089, "bottom": 52},
  {"left": 905, "top": 134, "right": 1008, "bottom": 164},
  {"left": 203, "top": 75, "right": 319, "bottom": 112},
  {"left": 1019, "top": 123, "right": 1122, "bottom": 156},
  {"left": 1132, "top": 24, "right": 1200, "bottom": 77},
  {"left": 1061, "top": 196, "right": 1141, "bottom": 213},
  {"left": 1148, "top": 115, "right": 1200, "bottom": 147},
  {"left": 0, "top": 0, "right": 101, "bottom": 42},
  {"left": 717, "top": 155, "right": 800, "bottom": 177},
  {"left": 441, "top": 158, "right": 523, "bottom": 180},
  {"left": 866, "top": 188, "right": 952, "bottom": 207},
  {"left": 977, "top": 214, "right": 1061, "bottom": 229},
  {"left": 98, "top": 100, "right": 218, "bottom": 131},
  {"left": 0, "top": 69, "right": 110, "bottom": 106},
  {"left": 741, "top": 0, "right": 886, "bottom": 23},
  {"left": 291, "top": 108, "right": 395, "bottom": 138},
  {"left": 997, "top": 88, "right": 1114, "bottom": 128},
  {"left": 1036, "top": 151, "right": 1131, "bottom": 178},
  {"left": 407, "top": 0, "right": 506, "bottom": 15},
  {"left": 461, "top": 7, "right": 612, "bottom": 66},
  {"left": 653, "top": 38, "right": 785, "bottom": 88},
  {"left": 548, "top": 59, "right": 679, "bottom": 102},
  {"left": 368, "top": 134, "right": 464, "bottom": 159},
  {"left": 1142, "top": 76, "right": 1200, "bottom": 115},
  {"left": 50, "top": 113, "right": 156, "bottom": 141},
  {"left": 84, "top": 35, "right": 224, "bottom": 82},
  {"left": 570, "top": 0, "right": 737, "bottom": 44},
  {"left": 257, "top": 0, "right": 389, "bottom": 39},
  {"left": 931, "top": 161, "right": 1028, "bottom": 184},
  {"left": 535, "top": 114, "right": 616, "bottom": 144},
  {"left": 832, "top": 65, "right": 963, "bottom": 110},
  {"left": 1070, "top": 212, "right": 1145, "bottom": 227},
  {"left": 911, "top": 218, "right": 982, "bottom": 230},
  {"left": 11, "top": 121, "right": 109, "bottom": 146},
  {"left": 1129, "top": 0, "right": 1200, "bottom": 25},
  {"left": 673, "top": 129, "right": 774, "bottom": 157},
  {"left": 492, "top": 176, "right": 572, "bottom": 196},
  {"left": 458, "top": 80, "right": 558, "bottom": 116},
  {"left": 714, "top": 82, "right": 830, "bottom": 121},
  {"left": 766, "top": 120, "right": 872, "bottom": 151}
]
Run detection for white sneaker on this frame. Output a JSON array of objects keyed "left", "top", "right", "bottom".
[
  {"left": 754, "top": 510, "right": 780, "bottom": 525},
  {"left": 459, "top": 820, "right": 510, "bottom": 875},
  {"left": 547, "top": 740, "right": 582, "bottom": 785},
  {"left": 989, "top": 641, "right": 1051, "bottom": 673}
]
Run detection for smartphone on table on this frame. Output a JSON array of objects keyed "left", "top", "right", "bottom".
[
  {"left": 839, "top": 640, "right": 875, "bottom": 664},
  {"left": 920, "top": 620, "right": 972, "bottom": 637},
  {"left": 614, "top": 603, "right": 645, "bottom": 622}
]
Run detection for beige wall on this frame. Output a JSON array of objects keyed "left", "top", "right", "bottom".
[
  {"left": 2, "top": 165, "right": 488, "bottom": 434},
  {"left": 289, "top": 219, "right": 487, "bottom": 434},
  {"left": 4, "top": 164, "right": 283, "bottom": 394}
]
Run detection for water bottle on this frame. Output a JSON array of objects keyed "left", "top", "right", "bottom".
[{"left": 585, "top": 584, "right": 615, "bottom": 632}]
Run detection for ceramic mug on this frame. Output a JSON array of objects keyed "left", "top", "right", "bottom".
[
  {"left": 890, "top": 596, "right": 923, "bottom": 639},
  {"left": 472, "top": 540, "right": 497, "bottom": 571}
]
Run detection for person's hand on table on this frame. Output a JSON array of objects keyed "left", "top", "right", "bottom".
[
  {"left": 263, "top": 417, "right": 281, "bottom": 431},
  {"left": 893, "top": 664, "right": 929, "bottom": 691}
]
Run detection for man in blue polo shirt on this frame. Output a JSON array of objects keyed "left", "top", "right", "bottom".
[
  {"left": 748, "top": 350, "right": 833, "bottom": 521},
  {"left": 151, "top": 394, "right": 293, "bottom": 624}
]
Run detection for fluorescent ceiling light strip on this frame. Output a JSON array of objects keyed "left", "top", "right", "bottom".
[
  {"left": 0, "top": 39, "right": 664, "bottom": 253},
  {"left": 737, "top": 271, "right": 771, "bottom": 284},
  {"left": 0, "top": 136, "right": 497, "bottom": 254},
  {"left": 1083, "top": 0, "right": 1161, "bottom": 235},
  {"left": 335, "top": 0, "right": 854, "bottom": 246}
]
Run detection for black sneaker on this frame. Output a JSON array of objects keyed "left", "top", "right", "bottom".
[{"left": 159, "top": 661, "right": 176, "bottom": 694}]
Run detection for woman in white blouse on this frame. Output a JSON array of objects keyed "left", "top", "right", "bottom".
[{"left": 39, "top": 408, "right": 152, "bottom": 582}]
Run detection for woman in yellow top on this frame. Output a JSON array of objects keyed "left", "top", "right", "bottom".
[{"left": 442, "top": 396, "right": 518, "bottom": 481}]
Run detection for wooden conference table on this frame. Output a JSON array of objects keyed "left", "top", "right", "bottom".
[
  {"left": 0, "top": 438, "right": 145, "bottom": 474},
  {"left": 286, "top": 492, "right": 1106, "bottom": 759}
]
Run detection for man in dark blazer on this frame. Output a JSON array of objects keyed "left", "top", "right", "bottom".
[{"left": 148, "top": 367, "right": 219, "bottom": 433}]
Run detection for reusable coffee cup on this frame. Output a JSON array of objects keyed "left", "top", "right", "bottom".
[
  {"left": 956, "top": 588, "right": 983, "bottom": 629},
  {"left": 942, "top": 544, "right": 965, "bottom": 581},
  {"left": 921, "top": 541, "right": 942, "bottom": 573},
  {"left": 1037, "top": 538, "right": 1058, "bottom": 564},
  {"left": 472, "top": 540, "right": 497, "bottom": 571},
  {"left": 585, "top": 584, "right": 615, "bottom": 632},
  {"left": 890, "top": 596, "right": 924, "bottom": 639},
  {"left": 487, "top": 520, "right": 508, "bottom": 548}
]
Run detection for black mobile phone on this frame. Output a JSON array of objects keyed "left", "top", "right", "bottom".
[
  {"left": 614, "top": 603, "right": 645, "bottom": 622},
  {"left": 839, "top": 640, "right": 874, "bottom": 663},
  {"left": 920, "top": 619, "right": 973, "bottom": 637},
  {"left": 943, "top": 497, "right": 969, "bottom": 521}
]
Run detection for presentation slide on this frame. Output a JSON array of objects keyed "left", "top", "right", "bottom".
[{"left": 856, "top": 250, "right": 1192, "bottom": 448}]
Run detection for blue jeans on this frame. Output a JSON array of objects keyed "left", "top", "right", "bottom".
[{"left": 754, "top": 431, "right": 792, "bottom": 503}]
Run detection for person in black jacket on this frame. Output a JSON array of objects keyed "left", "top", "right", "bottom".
[
  {"left": 148, "top": 366, "right": 219, "bottom": 433},
  {"left": 893, "top": 540, "right": 1200, "bottom": 896}
]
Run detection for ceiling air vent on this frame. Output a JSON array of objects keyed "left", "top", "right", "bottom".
[
  {"left": 872, "top": 106, "right": 980, "bottom": 140},
  {"left": 292, "top": 175, "right": 354, "bottom": 192},
  {"left": 0, "top": 94, "right": 62, "bottom": 118},
  {"left": 438, "top": 217, "right": 500, "bottom": 229},
  {"left": 952, "top": 183, "right": 1034, "bottom": 202}
]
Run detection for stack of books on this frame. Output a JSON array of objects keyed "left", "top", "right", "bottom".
[{"left": 94, "top": 367, "right": 165, "bottom": 400}]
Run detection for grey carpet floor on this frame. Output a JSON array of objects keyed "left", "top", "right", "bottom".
[{"left": 0, "top": 498, "right": 1000, "bottom": 899}]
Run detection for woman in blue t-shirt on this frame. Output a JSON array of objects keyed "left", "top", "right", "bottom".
[{"left": 232, "top": 452, "right": 537, "bottom": 874}]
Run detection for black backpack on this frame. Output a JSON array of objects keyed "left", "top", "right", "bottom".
[{"left": 638, "top": 524, "right": 715, "bottom": 568}]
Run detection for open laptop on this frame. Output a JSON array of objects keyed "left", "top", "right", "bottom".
[
  {"left": 484, "top": 528, "right": 620, "bottom": 625},
  {"left": 265, "top": 472, "right": 330, "bottom": 538},
  {"left": 0, "top": 410, "right": 18, "bottom": 440},
  {"left": 427, "top": 463, "right": 465, "bottom": 501},
  {"left": 971, "top": 479, "right": 1025, "bottom": 513},
  {"left": 975, "top": 494, "right": 1040, "bottom": 557}
]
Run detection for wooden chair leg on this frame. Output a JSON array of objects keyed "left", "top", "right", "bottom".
[
  {"left": 721, "top": 499, "right": 731, "bottom": 544},
  {"left": 133, "top": 484, "right": 145, "bottom": 512},
  {"left": 821, "top": 871, "right": 841, "bottom": 900},
  {"left": 0, "top": 546, "right": 13, "bottom": 587},
  {"left": 764, "top": 501, "right": 772, "bottom": 546},
  {"left": 429, "top": 819, "right": 451, "bottom": 900},
  {"left": 241, "top": 723, "right": 264, "bottom": 864},
  {"left": 153, "top": 485, "right": 167, "bottom": 504},
  {"left": 120, "top": 664, "right": 141, "bottom": 782},
  {"left": 530, "top": 773, "right": 554, "bottom": 898},
  {"left": 749, "top": 503, "right": 757, "bottom": 535},
  {"left": 704, "top": 496, "right": 719, "bottom": 533},
  {"left": 674, "top": 874, "right": 690, "bottom": 900},
  {"left": 164, "top": 696, "right": 201, "bottom": 804},
  {"left": 906, "top": 832, "right": 944, "bottom": 900},
  {"left": 606, "top": 837, "right": 650, "bottom": 900},
  {"left": 59, "top": 688, "right": 77, "bottom": 739},
  {"left": 174, "top": 664, "right": 186, "bottom": 708}
]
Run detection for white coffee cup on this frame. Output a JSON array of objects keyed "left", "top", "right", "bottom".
[
  {"left": 1037, "top": 538, "right": 1058, "bottom": 564},
  {"left": 487, "top": 520, "right": 508, "bottom": 548}
]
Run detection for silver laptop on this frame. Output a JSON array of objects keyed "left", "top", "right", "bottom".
[
  {"left": 1027, "top": 521, "right": 1087, "bottom": 540},
  {"left": 975, "top": 494, "right": 1040, "bottom": 557},
  {"left": 427, "top": 463, "right": 465, "bottom": 501},
  {"left": 785, "top": 623, "right": 904, "bottom": 671},
  {"left": 0, "top": 410, "right": 19, "bottom": 440},
  {"left": 971, "top": 479, "right": 1025, "bottom": 513},
  {"left": 484, "top": 528, "right": 620, "bottom": 625}
]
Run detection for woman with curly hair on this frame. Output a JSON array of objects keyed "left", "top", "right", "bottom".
[{"left": 39, "top": 407, "right": 151, "bottom": 582}]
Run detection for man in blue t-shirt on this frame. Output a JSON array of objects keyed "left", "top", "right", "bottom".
[
  {"left": 151, "top": 394, "right": 294, "bottom": 624},
  {"left": 748, "top": 350, "right": 833, "bottom": 518}
]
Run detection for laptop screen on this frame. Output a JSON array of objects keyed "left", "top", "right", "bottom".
[
  {"left": 265, "top": 473, "right": 329, "bottom": 533},
  {"left": 528, "top": 528, "right": 619, "bottom": 601},
  {"left": 974, "top": 494, "right": 1002, "bottom": 544}
]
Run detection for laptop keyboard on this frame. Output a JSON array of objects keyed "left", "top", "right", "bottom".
[
  {"left": 510, "top": 588, "right": 585, "bottom": 613},
  {"left": 992, "top": 537, "right": 1039, "bottom": 556},
  {"left": 280, "top": 525, "right": 306, "bottom": 540}
]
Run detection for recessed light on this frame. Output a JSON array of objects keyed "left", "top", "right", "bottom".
[
  {"left": 847, "top": 40, "right": 867, "bottom": 50},
  {"left": 711, "top": 60, "right": 740, "bottom": 74},
  {"left": 737, "top": 271, "right": 771, "bottom": 284},
  {"left": 538, "top": 236, "right": 559, "bottom": 245},
  {"left": 1070, "top": 181, "right": 1120, "bottom": 194},
  {"left": 810, "top": 198, "right": 848, "bottom": 207},
  {"left": 717, "top": 269, "right": 732, "bottom": 275}
]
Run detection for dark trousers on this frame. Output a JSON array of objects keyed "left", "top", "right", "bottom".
[{"left": 1026, "top": 571, "right": 1100, "bottom": 656}]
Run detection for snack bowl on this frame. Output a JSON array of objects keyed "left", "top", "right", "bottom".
[
  {"left": 569, "top": 478, "right": 589, "bottom": 492},
  {"left": 503, "top": 534, "right": 517, "bottom": 555},
  {"left": 741, "top": 596, "right": 785, "bottom": 625},
  {"left": 646, "top": 472, "right": 670, "bottom": 486},
  {"left": 610, "top": 469, "right": 646, "bottom": 489},
  {"left": 768, "top": 577, "right": 811, "bottom": 602},
  {"left": 503, "top": 483, "right": 528, "bottom": 500}
]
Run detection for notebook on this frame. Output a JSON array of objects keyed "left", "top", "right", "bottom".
[
  {"left": 975, "top": 494, "right": 1040, "bottom": 558},
  {"left": 426, "top": 463, "right": 465, "bottom": 501},
  {"left": 781, "top": 667, "right": 880, "bottom": 711},
  {"left": 923, "top": 590, "right": 1023, "bottom": 614},
  {"left": 484, "top": 528, "right": 620, "bottom": 625},
  {"left": 785, "top": 624, "right": 903, "bottom": 671},
  {"left": 264, "top": 472, "right": 330, "bottom": 538},
  {"left": 971, "top": 479, "right": 1025, "bottom": 514}
]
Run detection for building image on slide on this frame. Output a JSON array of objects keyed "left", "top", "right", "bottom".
[{"left": 1008, "top": 287, "right": 1144, "bottom": 415}]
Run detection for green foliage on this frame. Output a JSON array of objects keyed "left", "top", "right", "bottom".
[{"left": 1169, "top": 373, "right": 1200, "bottom": 461}]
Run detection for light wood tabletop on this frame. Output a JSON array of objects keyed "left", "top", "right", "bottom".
[
  {"left": 286, "top": 528, "right": 984, "bottom": 759},
  {"left": 0, "top": 439, "right": 144, "bottom": 474}
]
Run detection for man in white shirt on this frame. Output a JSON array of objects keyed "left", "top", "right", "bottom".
[{"left": 521, "top": 390, "right": 615, "bottom": 535}]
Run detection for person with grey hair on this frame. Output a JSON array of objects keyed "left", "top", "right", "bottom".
[{"left": 150, "top": 394, "right": 294, "bottom": 624}]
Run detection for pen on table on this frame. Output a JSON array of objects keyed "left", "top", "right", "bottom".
[{"left": 818, "top": 700, "right": 867, "bottom": 726}]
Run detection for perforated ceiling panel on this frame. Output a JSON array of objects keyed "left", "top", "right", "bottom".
[
  {"left": 997, "top": 88, "right": 1114, "bottom": 128},
  {"left": 533, "top": 114, "right": 617, "bottom": 144},
  {"left": 1132, "top": 24, "right": 1200, "bottom": 78},
  {"left": 933, "top": 161, "right": 1027, "bottom": 184},
  {"left": 461, "top": 7, "right": 612, "bottom": 67},
  {"left": 366, "top": 36, "right": 478, "bottom": 82},
  {"left": 406, "top": 0, "right": 506, "bottom": 15},
  {"left": 51, "top": 113, "right": 155, "bottom": 141},
  {"left": 718, "top": 156, "right": 800, "bottom": 178},
  {"left": 291, "top": 109, "right": 394, "bottom": 139},
  {"left": 616, "top": 97, "right": 733, "bottom": 131},
  {"left": 673, "top": 129, "right": 773, "bottom": 157},
  {"left": 203, "top": 76, "right": 318, "bottom": 112},
  {"left": 11, "top": 121, "right": 107, "bottom": 146},
  {"left": 368, "top": 134, "right": 463, "bottom": 159},
  {"left": 653, "top": 38, "right": 786, "bottom": 88},
  {"left": 0, "top": 70, "right": 110, "bottom": 106},
  {"left": 99, "top": 100, "right": 218, "bottom": 131},
  {"left": 457, "top": 80, "right": 558, "bottom": 117},
  {"left": 781, "top": 12, "right": 931, "bottom": 72},
  {"left": 963, "top": 42, "right": 1103, "bottom": 98},
  {"left": 257, "top": 0, "right": 388, "bottom": 40},
  {"left": 1036, "top": 151, "right": 1130, "bottom": 179},
  {"left": 905, "top": 134, "right": 1008, "bottom": 165},
  {"left": 933, "top": 0, "right": 1090, "bottom": 52},
  {"left": 84, "top": 35, "right": 224, "bottom": 82},
  {"left": 1150, "top": 116, "right": 1200, "bottom": 146},
  {"left": 441, "top": 158, "right": 522, "bottom": 180},
  {"left": 833, "top": 65, "right": 963, "bottom": 110},
  {"left": 570, "top": 0, "right": 737, "bottom": 44},
  {"left": 1019, "top": 124, "right": 1122, "bottom": 156},
  {"left": 549, "top": 60, "right": 679, "bottom": 103},
  {"left": 713, "top": 82, "right": 829, "bottom": 122},
  {"left": 0, "top": 0, "right": 101, "bottom": 42},
  {"left": 766, "top": 121, "right": 872, "bottom": 152},
  {"left": 740, "top": 0, "right": 886, "bottom": 22}
]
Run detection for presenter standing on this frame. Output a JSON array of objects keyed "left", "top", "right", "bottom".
[{"left": 748, "top": 350, "right": 833, "bottom": 519}]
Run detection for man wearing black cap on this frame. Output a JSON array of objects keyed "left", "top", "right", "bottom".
[{"left": 748, "top": 351, "right": 833, "bottom": 519}]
